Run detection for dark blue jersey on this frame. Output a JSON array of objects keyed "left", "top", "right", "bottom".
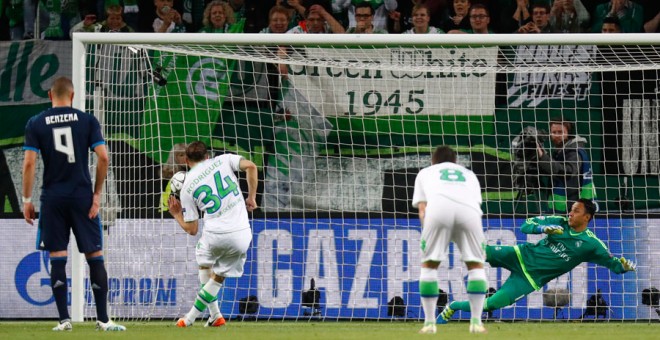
[{"left": 23, "top": 106, "right": 105, "bottom": 198}]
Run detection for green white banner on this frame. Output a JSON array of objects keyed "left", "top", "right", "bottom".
[
  {"left": 288, "top": 47, "right": 498, "bottom": 116},
  {"left": 0, "top": 40, "right": 71, "bottom": 106},
  {"left": 0, "top": 40, "right": 71, "bottom": 147}
]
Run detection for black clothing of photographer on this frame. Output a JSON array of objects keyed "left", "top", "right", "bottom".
[{"left": 536, "top": 119, "right": 595, "bottom": 213}]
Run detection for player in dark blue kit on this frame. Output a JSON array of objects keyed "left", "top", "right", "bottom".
[{"left": 21, "top": 77, "right": 125, "bottom": 332}]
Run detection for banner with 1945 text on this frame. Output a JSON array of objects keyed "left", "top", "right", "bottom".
[{"left": 288, "top": 47, "right": 498, "bottom": 116}]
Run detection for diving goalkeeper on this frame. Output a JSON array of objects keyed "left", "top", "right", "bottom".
[{"left": 438, "top": 198, "right": 636, "bottom": 323}]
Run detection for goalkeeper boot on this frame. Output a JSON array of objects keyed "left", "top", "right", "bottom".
[
  {"left": 176, "top": 317, "right": 193, "bottom": 328},
  {"left": 52, "top": 319, "right": 72, "bottom": 331},
  {"left": 96, "top": 320, "right": 126, "bottom": 331},
  {"left": 205, "top": 314, "right": 226, "bottom": 327},
  {"left": 418, "top": 322, "right": 437, "bottom": 334},
  {"left": 436, "top": 304, "right": 455, "bottom": 324}
]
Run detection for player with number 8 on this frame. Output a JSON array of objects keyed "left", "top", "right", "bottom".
[{"left": 412, "top": 145, "right": 488, "bottom": 334}]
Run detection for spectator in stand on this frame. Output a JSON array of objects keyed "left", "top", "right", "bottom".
[
  {"left": 121, "top": 0, "right": 140, "bottom": 31},
  {"left": 153, "top": 0, "right": 186, "bottom": 32},
  {"left": 287, "top": 4, "right": 345, "bottom": 33},
  {"left": 259, "top": 5, "right": 291, "bottom": 106},
  {"left": 346, "top": 3, "right": 388, "bottom": 33},
  {"left": 70, "top": 13, "right": 98, "bottom": 35},
  {"left": 277, "top": 0, "right": 306, "bottom": 30},
  {"left": 549, "top": 0, "right": 590, "bottom": 33},
  {"left": 440, "top": 0, "right": 471, "bottom": 33},
  {"left": 39, "top": 0, "right": 82, "bottom": 40},
  {"left": 5, "top": 0, "right": 25, "bottom": 40},
  {"left": 260, "top": 5, "right": 292, "bottom": 33},
  {"left": 199, "top": 0, "right": 237, "bottom": 32},
  {"left": 70, "top": 4, "right": 135, "bottom": 36},
  {"left": 404, "top": 4, "right": 444, "bottom": 33},
  {"left": 389, "top": 0, "right": 450, "bottom": 34},
  {"left": 496, "top": 0, "right": 532, "bottom": 33},
  {"left": 160, "top": 142, "right": 187, "bottom": 212},
  {"left": 448, "top": 3, "right": 491, "bottom": 34},
  {"left": 22, "top": 0, "right": 37, "bottom": 39},
  {"left": 601, "top": 15, "right": 621, "bottom": 33},
  {"left": 517, "top": 3, "right": 552, "bottom": 33},
  {"left": 634, "top": 0, "right": 659, "bottom": 32},
  {"left": 228, "top": 0, "right": 247, "bottom": 23},
  {"left": 592, "top": 0, "right": 643, "bottom": 33},
  {"left": 161, "top": 143, "right": 188, "bottom": 180},
  {"left": 96, "top": 4, "right": 134, "bottom": 33},
  {"left": 333, "top": 0, "right": 397, "bottom": 32},
  {"left": 642, "top": 1, "right": 660, "bottom": 33}
]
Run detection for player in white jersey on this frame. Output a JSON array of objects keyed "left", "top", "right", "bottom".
[
  {"left": 412, "top": 146, "right": 488, "bottom": 334},
  {"left": 168, "top": 141, "right": 258, "bottom": 328}
]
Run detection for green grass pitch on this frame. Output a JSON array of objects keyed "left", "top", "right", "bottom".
[{"left": 0, "top": 321, "right": 657, "bottom": 340}]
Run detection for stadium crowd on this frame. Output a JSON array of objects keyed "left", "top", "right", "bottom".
[{"left": 1, "top": 0, "right": 659, "bottom": 41}]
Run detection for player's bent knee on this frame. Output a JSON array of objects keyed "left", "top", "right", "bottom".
[{"left": 422, "top": 260, "right": 441, "bottom": 269}]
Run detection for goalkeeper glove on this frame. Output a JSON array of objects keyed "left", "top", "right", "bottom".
[
  {"left": 542, "top": 225, "right": 564, "bottom": 235},
  {"left": 620, "top": 257, "right": 636, "bottom": 272}
]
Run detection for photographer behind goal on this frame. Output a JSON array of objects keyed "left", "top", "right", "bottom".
[{"left": 535, "top": 116, "right": 596, "bottom": 213}]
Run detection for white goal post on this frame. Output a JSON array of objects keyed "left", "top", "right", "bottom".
[{"left": 70, "top": 32, "right": 660, "bottom": 322}]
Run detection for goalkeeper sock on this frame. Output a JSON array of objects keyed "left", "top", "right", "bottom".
[
  {"left": 450, "top": 300, "right": 470, "bottom": 312},
  {"left": 419, "top": 267, "right": 439, "bottom": 324},
  {"left": 186, "top": 279, "right": 222, "bottom": 321},
  {"left": 50, "top": 256, "right": 70, "bottom": 322},
  {"left": 88, "top": 256, "right": 110, "bottom": 323},
  {"left": 466, "top": 268, "right": 488, "bottom": 325},
  {"left": 198, "top": 269, "right": 221, "bottom": 317}
]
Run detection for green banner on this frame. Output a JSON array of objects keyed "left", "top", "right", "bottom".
[
  {"left": 141, "top": 23, "right": 245, "bottom": 163},
  {"left": 142, "top": 52, "right": 237, "bottom": 163},
  {"left": 0, "top": 40, "right": 71, "bottom": 147}
]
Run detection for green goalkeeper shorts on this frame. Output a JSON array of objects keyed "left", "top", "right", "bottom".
[
  {"left": 486, "top": 245, "right": 523, "bottom": 272},
  {"left": 484, "top": 245, "right": 536, "bottom": 308}
]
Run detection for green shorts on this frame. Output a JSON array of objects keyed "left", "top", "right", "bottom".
[{"left": 484, "top": 245, "right": 536, "bottom": 308}]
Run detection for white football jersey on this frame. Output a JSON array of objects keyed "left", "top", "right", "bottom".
[
  {"left": 180, "top": 154, "right": 250, "bottom": 233},
  {"left": 412, "top": 162, "right": 482, "bottom": 213}
]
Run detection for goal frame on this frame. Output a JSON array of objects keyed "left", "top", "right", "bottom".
[{"left": 70, "top": 32, "right": 659, "bottom": 322}]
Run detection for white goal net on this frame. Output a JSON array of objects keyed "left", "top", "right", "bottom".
[{"left": 71, "top": 33, "right": 660, "bottom": 322}]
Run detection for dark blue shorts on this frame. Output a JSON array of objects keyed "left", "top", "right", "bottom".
[{"left": 37, "top": 197, "right": 103, "bottom": 253}]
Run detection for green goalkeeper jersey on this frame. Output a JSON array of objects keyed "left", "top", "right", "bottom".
[{"left": 515, "top": 216, "right": 625, "bottom": 290}]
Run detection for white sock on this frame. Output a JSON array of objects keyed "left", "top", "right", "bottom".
[
  {"left": 198, "top": 269, "right": 221, "bottom": 317},
  {"left": 198, "top": 268, "right": 211, "bottom": 285},
  {"left": 186, "top": 280, "right": 222, "bottom": 321},
  {"left": 467, "top": 268, "right": 488, "bottom": 325},
  {"left": 421, "top": 297, "right": 437, "bottom": 324},
  {"left": 420, "top": 267, "right": 439, "bottom": 324}
]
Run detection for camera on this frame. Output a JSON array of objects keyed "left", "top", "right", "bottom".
[
  {"left": 511, "top": 126, "right": 547, "bottom": 163},
  {"left": 511, "top": 126, "right": 547, "bottom": 191}
]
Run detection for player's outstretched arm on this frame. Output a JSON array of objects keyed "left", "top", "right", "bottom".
[
  {"left": 596, "top": 255, "right": 636, "bottom": 274},
  {"left": 520, "top": 216, "right": 567, "bottom": 234},
  {"left": 590, "top": 239, "right": 636, "bottom": 274}
]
